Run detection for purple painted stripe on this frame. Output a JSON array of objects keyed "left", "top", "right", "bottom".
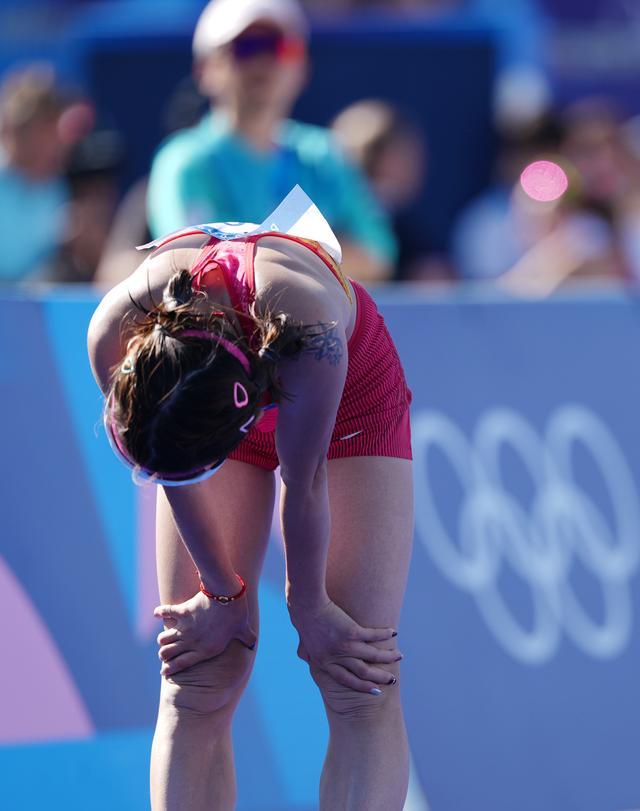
[{"left": 0, "top": 558, "right": 94, "bottom": 743}]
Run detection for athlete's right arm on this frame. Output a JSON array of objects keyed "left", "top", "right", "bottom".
[
  {"left": 87, "top": 289, "right": 244, "bottom": 597},
  {"left": 90, "top": 297, "right": 254, "bottom": 662},
  {"left": 87, "top": 248, "right": 242, "bottom": 600}
]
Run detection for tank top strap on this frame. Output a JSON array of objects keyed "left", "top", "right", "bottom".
[
  {"left": 142, "top": 228, "right": 219, "bottom": 253},
  {"left": 189, "top": 236, "right": 221, "bottom": 291},
  {"left": 189, "top": 238, "right": 260, "bottom": 351},
  {"left": 143, "top": 230, "right": 226, "bottom": 301}
]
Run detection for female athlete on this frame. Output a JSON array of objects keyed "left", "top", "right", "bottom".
[{"left": 86, "top": 187, "right": 414, "bottom": 810}]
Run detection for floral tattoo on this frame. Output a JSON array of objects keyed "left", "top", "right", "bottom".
[{"left": 302, "top": 323, "right": 344, "bottom": 366}]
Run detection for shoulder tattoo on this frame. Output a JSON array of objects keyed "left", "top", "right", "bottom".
[{"left": 302, "top": 324, "right": 344, "bottom": 367}]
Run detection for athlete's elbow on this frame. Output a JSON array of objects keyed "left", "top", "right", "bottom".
[{"left": 87, "top": 313, "right": 120, "bottom": 396}]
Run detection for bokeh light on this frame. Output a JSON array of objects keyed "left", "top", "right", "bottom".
[{"left": 520, "top": 159, "right": 569, "bottom": 202}]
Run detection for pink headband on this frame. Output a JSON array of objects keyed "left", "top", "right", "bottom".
[
  {"left": 176, "top": 329, "right": 251, "bottom": 375},
  {"left": 175, "top": 329, "right": 253, "bottom": 414},
  {"left": 107, "top": 327, "right": 256, "bottom": 486}
]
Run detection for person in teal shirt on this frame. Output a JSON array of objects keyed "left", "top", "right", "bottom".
[
  {"left": 147, "top": 0, "right": 397, "bottom": 282},
  {"left": 0, "top": 65, "right": 70, "bottom": 283}
]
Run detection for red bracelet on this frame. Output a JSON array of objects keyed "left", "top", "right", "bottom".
[{"left": 198, "top": 572, "right": 246, "bottom": 604}]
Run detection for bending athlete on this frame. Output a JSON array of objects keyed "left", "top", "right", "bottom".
[{"left": 87, "top": 187, "right": 414, "bottom": 811}]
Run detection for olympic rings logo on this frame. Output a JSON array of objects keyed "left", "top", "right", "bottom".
[{"left": 412, "top": 405, "right": 640, "bottom": 664}]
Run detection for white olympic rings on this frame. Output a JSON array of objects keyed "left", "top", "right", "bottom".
[{"left": 412, "top": 405, "right": 640, "bottom": 664}]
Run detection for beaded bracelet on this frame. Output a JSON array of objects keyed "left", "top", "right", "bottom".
[{"left": 198, "top": 572, "right": 246, "bottom": 605}]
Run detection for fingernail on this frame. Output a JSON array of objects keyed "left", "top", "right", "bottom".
[
  {"left": 392, "top": 631, "right": 398, "bottom": 637},
  {"left": 388, "top": 676, "right": 397, "bottom": 685},
  {"left": 370, "top": 687, "right": 382, "bottom": 695},
  {"left": 248, "top": 643, "right": 256, "bottom": 650},
  {"left": 394, "top": 654, "right": 403, "bottom": 661}
]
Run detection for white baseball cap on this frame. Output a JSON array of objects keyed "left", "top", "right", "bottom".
[{"left": 193, "top": 0, "right": 309, "bottom": 58}]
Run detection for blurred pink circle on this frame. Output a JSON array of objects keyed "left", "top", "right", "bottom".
[{"left": 520, "top": 160, "right": 569, "bottom": 202}]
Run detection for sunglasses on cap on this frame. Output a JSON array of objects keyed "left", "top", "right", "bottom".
[{"left": 229, "top": 31, "right": 306, "bottom": 63}]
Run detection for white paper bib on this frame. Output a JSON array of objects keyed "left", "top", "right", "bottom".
[{"left": 138, "top": 185, "right": 342, "bottom": 265}]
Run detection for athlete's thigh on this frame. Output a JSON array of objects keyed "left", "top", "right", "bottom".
[
  {"left": 155, "top": 459, "right": 276, "bottom": 625},
  {"left": 325, "top": 456, "right": 414, "bottom": 630}
]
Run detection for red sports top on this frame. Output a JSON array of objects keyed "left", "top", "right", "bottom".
[{"left": 147, "top": 228, "right": 412, "bottom": 457}]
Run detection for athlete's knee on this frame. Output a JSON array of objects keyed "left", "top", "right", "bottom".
[
  {"left": 160, "top": 639, "right": 254, "bottom": 718},
  {"left": 308, "top": 660, "right": 401, "bottom": 721}
]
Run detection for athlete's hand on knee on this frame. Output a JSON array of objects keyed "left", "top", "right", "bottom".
[
  {"left": 289, "top": 598, "right": 401, "bottom": 694},
  {"left": 153, "top": 591, "right": 257, "bottom": 678}
]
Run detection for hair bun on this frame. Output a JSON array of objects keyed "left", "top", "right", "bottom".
[{"left": 163, "top": 268, "right": 196, "bottom": 310}]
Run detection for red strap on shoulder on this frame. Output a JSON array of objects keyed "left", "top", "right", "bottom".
[
  {"left": 142, "top": 228, "right": 219, "bottom": 253},
  {"left": 189, "top": 237, "right": 221, "bottom": 290}
]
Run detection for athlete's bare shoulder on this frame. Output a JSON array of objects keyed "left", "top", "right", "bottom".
[{"left": 253, "top": 235, "right": 353, "bottom": 335}]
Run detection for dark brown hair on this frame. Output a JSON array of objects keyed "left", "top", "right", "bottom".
[{"left": 105, "top": 267, "right": 334, "bottom": 475}]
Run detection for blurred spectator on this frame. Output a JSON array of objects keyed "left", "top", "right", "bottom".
[
  {"left": 95, "top": 77, "right": 207, "bottom": 288},
  {"left": 450, "top": 106, "right": 565, "bottom": 282},
  {"left": 560, "top": 98, "right": 638, "bottom": 211},
  {"left": 94, "top": 176, "right": 150, "bottom": 288},
  {"left": 331, "top": 101, "right": 424, "bottom": 213},
  {"left": 501, "top": 97, "right": 640, "bottom": 295},
  {"left": 331, "top": 99, "right": 449, "bottom": 282},
  {"left": 496, "top": 180, "right": 622, "bottom": 296},
  {"left": 559, "top": 99, "right": 640, "bottom": 288},
  {"left": 494, "top": 98, "right": 634, "bottom": 296},
  {"left": 0, "top": 64, "right": 71, "bottom": 283},
  {"left": 147, "top": 0, "right": 397, "bottom": 282},
  {"left": 451, "top": 90, "right": 631, "bottom": 295},
  {"left": 617, "top": 115, "right": 640, "bottom": 283},
  {"left": 43, "top": 127, "right": 124, "bottom": 284}
]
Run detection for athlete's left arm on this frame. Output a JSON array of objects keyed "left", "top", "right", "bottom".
[{"left": 270, "top": 281, "right": 348, "bottom": 609}]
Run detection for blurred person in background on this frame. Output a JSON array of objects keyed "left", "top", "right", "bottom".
[
  {"left": 147, "top": 0, "right": 397, "bottom": 283},
  {"left": 560, "top": 98, "right": 636, "bottom": 209},
  {"left": 0, "top": 64, "right": 72, "bottom": 284},
  {"left": 496, "top": 97, "right": 632, "bottom": 296},
  {"left": 617, "top": 114, "right": 640, "bottom": 283},
  {"left": 450, "top": 93, "right": 565, "bottom": 282},
  {"left": 559, "top": 97, "right": 640, "bottom": 285},
  {"left": 331, "top": 99, "right": 454, "bottom": 283},
  {"left": 452, "top": 106, "right": 622, "bottom": 296},
  {"left": 95, "top": 77, "right": 208, "bottom": 288},
  {"left": 43, "top": 126, "right": 124, "bottom": 284},
  {"left": 494, "top": 171, "right": 622, "bottom": 297}
]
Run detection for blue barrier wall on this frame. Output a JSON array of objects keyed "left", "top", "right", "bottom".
[{"left": 1, "top": 284, "right": 639, "bottom": 811}]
